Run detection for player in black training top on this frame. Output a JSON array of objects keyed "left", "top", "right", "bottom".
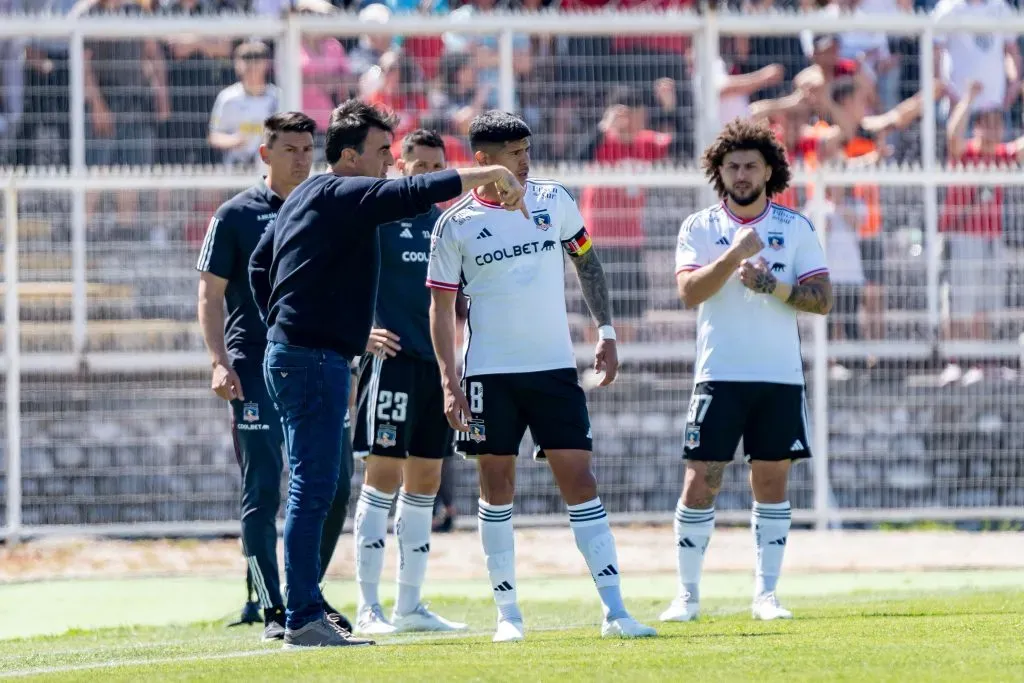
[
  {"left": 350, "top": 130, "right": 467, "bottom": 636},
  {"left": 195, "top": 112, "right": 352, "bottom": 641}
]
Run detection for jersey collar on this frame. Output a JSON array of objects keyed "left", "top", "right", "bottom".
[
  {"left": 471, "top": 189, "right": 504, "bottom": 209},
  {"left": 722, "top": 200, "right": 772, "bottom": 226},
  {"left": 259, "top": 177, "right": 285, "bottom": 208}
]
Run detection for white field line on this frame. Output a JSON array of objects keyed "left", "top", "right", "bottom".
[{"left": 0, "top": 625, "right": 585, "bottom": 679}]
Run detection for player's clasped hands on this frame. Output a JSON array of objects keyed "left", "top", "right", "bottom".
[
  {"left": 366, "top": 327, "right": 402, "bottom": 359},
  {"left": 494, "top": 169, "right": 530, "bottom": 218},
  {"left": 729, "top": 226, "right": 765, "bottom": 261}
]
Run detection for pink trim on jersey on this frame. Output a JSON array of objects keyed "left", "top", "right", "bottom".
[
  {"left": 426, "top": 278, "right": 459, "bottom": 291},
  {"left": 722, "top": 201, "right": 772, "bottom": 226},
  {"left": 797, "top": 267, "right": 829, "bottom": 284},
  {"left": 675, "top": 264, "right": 703, "bottom": 274},
  {"left": 471, "top": 189, "right": 504, "bottom": 208}
]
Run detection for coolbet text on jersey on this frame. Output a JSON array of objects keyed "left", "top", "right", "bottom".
[{"left": 675, "top": 202, "right": 829, "bottom": 385}]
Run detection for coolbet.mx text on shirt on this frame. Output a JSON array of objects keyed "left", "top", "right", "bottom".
[{"left": 675, "top": 201, "right": 829, "bottom": 386}]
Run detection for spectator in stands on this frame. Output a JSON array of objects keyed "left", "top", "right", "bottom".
[
  {"left": 431, "top": 52, "right": 492, "bottom": 138},
  {"left": 831, "top": 0, "right": 905, "bottom": 111},
  {"left": 301, "top": 33, "right": 351, "bottom": 133},
  {"left": 814, "top": 187, "right": 867, "bottom": 344},
  {"left": 578, "top": 87, "right": 673, "bottom": 341},
  {"left": 363, "top": 51, "right": 428, "bottom": 139},
  {"left": 81, "top": 0, "right": 169, "bottom": 169},
  {"left": 941, "top": 80, "right": 1023, "bottom": 349},
  {"left": 208, "top": 40, "right": 281, "bottom": 166},
  {"left": 13, "top": 0, "right": 78, "bottom": 167},
  {"left": 711, "top": 37, "right": 785, "bottom": 128},
  {"left": 932, "top": 0, "right": 1021, "bottom": 124},
  {"left": 442, "top": 0, "right": 532, "bottom": 111},
  {"left": 348, "top": 3, "right": 397, "bottom": 79},
  {"left": 160, "top": 0, "right": 235, "bottom": 166}
]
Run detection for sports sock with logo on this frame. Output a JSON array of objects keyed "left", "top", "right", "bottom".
[
  {"left": 478, "top": 500, "right": 522, "bottom": 623},
  {"left": 568, "top": 498, "right": 628, "bottom": 621},
  {"left": 394, "top": 488, "right": 435, "bottom": 615},
  {"left": 752, "top": 500, "right": 792, "bottom": 597},
  {"left": 674, "top": 502, "right": 715, "bottom": 604},
  {"left": 354, "top": 485, "right": 395, "bottom": 609}
]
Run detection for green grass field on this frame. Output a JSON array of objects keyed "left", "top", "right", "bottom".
[{"left": 2, "top": 571, "right": 1023, "bottom": 681}]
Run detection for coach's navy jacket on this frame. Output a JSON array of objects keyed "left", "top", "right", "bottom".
[{"left": 248, "top": 169, "right": 463, "bottom": 360}]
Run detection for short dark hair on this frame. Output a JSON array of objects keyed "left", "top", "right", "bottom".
[
  {"left": 402, "top": 129, "right": 445, "bottom": 157},
  {"left": 830, "top": 77, "right": 857, "bottom": 107},
  {"left": 701, "top": 118, "right": 792, "bottom": 199},
  {"left": 235, "top": 40, "right": 270, "bottom": 61},
  {"left": 324, "top": 99, "right": 399, "bottom": 165},
  {"left": 263, "top": 111, "right": 316, "bottom": 147},
  {"left": 468, "top": 111, "right": 532, "bottom": 151}
]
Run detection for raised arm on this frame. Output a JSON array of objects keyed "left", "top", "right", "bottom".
[
  {"left": 356, "top": 165, "right": 527, "bottom": 227},
  {"left": 676, "top": 222, "right": 764, "bottom": 308}
]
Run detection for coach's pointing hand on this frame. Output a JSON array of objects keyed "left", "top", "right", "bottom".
[
  {"left": 211, "top": 361, "right": 244, "bottom": 402},
  {"left": 444, "top": 384, "right": 473, "bottom": 432},
  {"left": 494, "top": 169, "right": 529, "bottom": 218},
  {"left": 729, "top": 226, "right": 765, "bottom": 261}
]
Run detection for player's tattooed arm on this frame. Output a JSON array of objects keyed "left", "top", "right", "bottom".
[
  {"left": 571, "top": 248, "right": 613, "bottom": 326},
  {"left": 781, "top": 274, "right": 833, "bottom": 315}
]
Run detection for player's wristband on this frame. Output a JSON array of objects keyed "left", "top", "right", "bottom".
[{"left": 598, "top": 325, "right": 617, "bottom": 341}]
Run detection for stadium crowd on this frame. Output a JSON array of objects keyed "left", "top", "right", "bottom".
[{"left": 2, "top": 0, "right": 1024, "bottom": 361}]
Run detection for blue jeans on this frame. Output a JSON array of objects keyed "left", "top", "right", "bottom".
[{"left": 263, "top": 341, "right": 351, "bottom": 630}]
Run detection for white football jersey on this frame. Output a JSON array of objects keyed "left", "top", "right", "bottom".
[
  {"left": 427, "top": 179, "right": 587, "bottom": 376},
  {"left": 675, "top": 202, "right": 829, "bottom": 386}
]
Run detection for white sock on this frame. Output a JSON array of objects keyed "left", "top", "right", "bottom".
[
  {"left": 567, "top": 498, "right": 627, "bottom": 621},
  {"left": 354, "top": 485, "right": 394, "bottom": 610},
  {"left": 394, "top": 488, "right": 435, "bottom": 615},
  {"left": 674, "top": 502, "right": 714, "bottom": 603},
  {"left": 477, "top": 499, "right": 521, "bottom": 623},
  {"left": 752, "top": 500, "right": 791, "bottom": 598}
]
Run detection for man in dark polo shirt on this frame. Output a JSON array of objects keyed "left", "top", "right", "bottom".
[
  {"left": 248, "top": 100, "right": 525, "bottom": 649},
  {"left": 196, "top": 112, "right": 354, "bottom": 643}
]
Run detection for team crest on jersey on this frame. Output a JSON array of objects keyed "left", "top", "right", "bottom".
[
  {"left": 767, "top": 234, "right": 785, "bottom": 250},
  {"left": 468, "top": 420, "right": 487, "bottom": 443},
  {"left": 376, "top": 424, "right": 397, "bottom": 448},
  {"left": 685, "top": 427, "right": 700, "bottom": 449},
  {"left": 242, "top": 402, "right": 259, "bottom": 423},
  {"left": 533, "top": 212, "right": 552, "bottom": 230}
]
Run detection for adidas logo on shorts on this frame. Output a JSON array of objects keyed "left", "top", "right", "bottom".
[{"left": 790, "top": 440, "right": 804, "bottom": 452}]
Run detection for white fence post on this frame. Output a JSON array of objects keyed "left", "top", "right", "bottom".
[
  {"left": 4, "top": 184, "right": 22, "bottom": 543},
  {"left": 921, "top": 27, "right": 940, "bottom": 341},
  {"left": 810, "top": 171, "right": 831, "bottom": 531},
  {"left": 280, "top": 13, "right": 303, "bottom": 112},
  {"left": 498, "top": 28, "right": 516, "bottom": 114},
  {"left": 69, "top": 28, "right": 88, "bottom": 362}
]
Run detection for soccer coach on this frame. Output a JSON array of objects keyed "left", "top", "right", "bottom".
[{"left": 249, "top": 100, "right": 526, "bottom": 649}]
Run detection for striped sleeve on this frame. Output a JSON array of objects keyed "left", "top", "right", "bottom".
[
  {"left": 196, "top": 213, "right": 235, "bottom": 278},
  {"left": 426, "top": 206, "right": 463, "bottom": 291},
  {"left": 794, "top": 214, "right": 829, "bottom": 284},
  {"left": 674, "top": 212, "right": 708, "bottom": 275}
]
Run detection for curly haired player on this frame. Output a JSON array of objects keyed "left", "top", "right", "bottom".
[{"left": 663, "top": 118, "right": 832, "bottom": 623}]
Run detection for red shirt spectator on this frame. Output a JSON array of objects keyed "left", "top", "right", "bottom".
[
  {"left": 580, "top": 128, "right": 671, "bottom": 246},
  {"left": 941, "top": 141, "right": 1016, "bottom": 237}
]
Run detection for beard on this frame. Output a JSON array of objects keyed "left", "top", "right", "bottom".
[{"left": 726, "top": 184, "right": 765, "bottom": 207}]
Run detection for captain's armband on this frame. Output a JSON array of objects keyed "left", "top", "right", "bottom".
[{"left": 562, "top": 227, "right": 593, "bottom": 258}]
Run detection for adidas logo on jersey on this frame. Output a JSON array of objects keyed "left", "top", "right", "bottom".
[
  {"left": 477, "top": 227, "right": 493, "bottom": 239},
  {"left": 399, "top": 227, "right": 413, "bottom": 239},
  {"left": 716, "top": 236, "right": 729, "bottom": 246},
  {"left": 790, "top": 440, "right": 805, "bottom": 452}
]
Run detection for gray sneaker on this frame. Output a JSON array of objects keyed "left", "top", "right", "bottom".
[{"left": 283, "top": 614, "right": 376, "bottom": 649}]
